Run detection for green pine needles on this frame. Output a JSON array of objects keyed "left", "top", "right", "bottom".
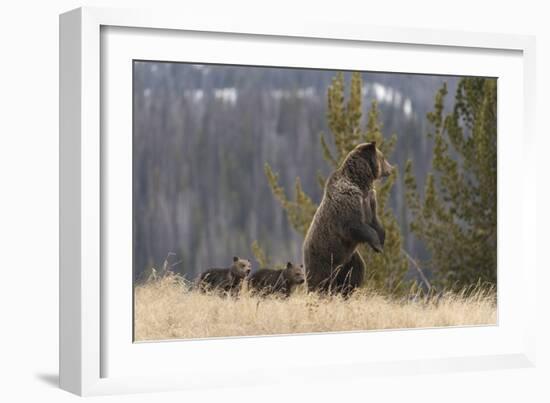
[{"left": 405, "top": 78, "right": 497, "bottom": 290}]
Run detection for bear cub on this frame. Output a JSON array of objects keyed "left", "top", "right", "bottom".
[
  {"left": 248, "top": 262, "right": 305, "bottom": 298},
  {"left": 197, "top": 256, "right": 251, "bottom": 296}
]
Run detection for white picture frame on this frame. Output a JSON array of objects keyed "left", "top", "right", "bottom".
[{"left": 59, "top": 6, "right": 537, "bottom": 396}]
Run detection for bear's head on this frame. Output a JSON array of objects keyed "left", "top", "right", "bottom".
[
  {"left": 283, "top": 262, "right": 305, "bottom": 285},
  {"left": 231, "top": 256, "right": 252, "bottom": 278},
  {"left": 341, "top": 142, "right": 393, "bottom": 189}
]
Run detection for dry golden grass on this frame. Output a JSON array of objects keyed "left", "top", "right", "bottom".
[{"left": 134, "top": 273, "right": 496, "bottom": 341}]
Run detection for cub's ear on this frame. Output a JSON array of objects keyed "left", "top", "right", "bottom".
[
  {"left": 286, "top": 262, "right": 292, "bottom": 269},
  {"left": 368, "top": 141, "right": 376, "bottom": 149},
  {"left": 233, "top": 256, "right": 239, "bottom": 262}
]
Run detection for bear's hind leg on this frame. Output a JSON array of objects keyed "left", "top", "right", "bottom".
[{"left": 334, "top": 252, "right": 365, "bottom": 297}]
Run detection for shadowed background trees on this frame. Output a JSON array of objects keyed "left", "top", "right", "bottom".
[
  {"left": 133, "top": 61, "right": 496, "bottom": 291},
  {"left": 405, "top": 78, "right": 497, "bottom": 289}
]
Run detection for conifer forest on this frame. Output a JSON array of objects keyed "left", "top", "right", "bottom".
[{"left": 133, "top": 62, "right": 497, "bottom": 292}]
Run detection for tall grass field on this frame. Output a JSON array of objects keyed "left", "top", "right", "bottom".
[{"left": 134, "top": 273, "right": 496, "bottom": 341}]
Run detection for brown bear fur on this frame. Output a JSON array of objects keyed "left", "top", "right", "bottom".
[
  {"left": 197, "top": 256, "right": 251, "bottom": 296},
  {"left": 363, "top": 188, "right": 385, "bottom": 250},
  {"left": 302, "top": 142, "right": 393, "bottom": 296},
  {"left": 248, "top": 262, "right": 305, "bottom": 298}
]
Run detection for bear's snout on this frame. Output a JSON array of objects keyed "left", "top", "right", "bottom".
[
  {"left": 295, "top": 271, "right": 306, "bottom": 284},
  {"left": 381, "top": 160, "right": 394, "bottom": 177}
]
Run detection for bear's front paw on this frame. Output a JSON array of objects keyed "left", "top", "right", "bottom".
[
  {"left": 372, "top": 243, "right": 383, "bottom": 253},
  {"left": 366, "top": 240, "right": 383, "bottom": 253}
]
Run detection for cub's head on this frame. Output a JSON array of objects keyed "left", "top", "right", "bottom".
[
  {"left": 231, "top": 256, "right": 252, "bottom": 278},
  {"left": 341, "top": 142, "right": 393, "bottom": 188},
  {"left": 283, "top": 262, "right": 305, "bottom": 285}
]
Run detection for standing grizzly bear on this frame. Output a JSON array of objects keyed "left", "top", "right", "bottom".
[
  {"left": 197, "top": 256, "right": 251, "bottom": 296},
  {"left": 248, "top": 262, "right": 305, "bottom": 298},
  {"left": 303, "top": 142, "right": 393, "bottom": 296}
]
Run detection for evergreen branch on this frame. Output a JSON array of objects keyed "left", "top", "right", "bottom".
[
  {"left": 320, "top": 134, "right": 338, "bottom": 168},
  {"left": 251, "top": 240, "right": 270, "bottom": 268}
]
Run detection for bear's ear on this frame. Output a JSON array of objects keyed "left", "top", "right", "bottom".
[
  {"left": 286, "top": 262, "right": 292, "bottom": 269},
  {"left": 357, "top": 142, "right": 376, "bottom": 153},
  {"left": 233, "top": 256, "right": 239, "bottom": 262}
]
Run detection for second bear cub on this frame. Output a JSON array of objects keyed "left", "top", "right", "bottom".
[{"left": 248, "top": 262, "right": 305, "bottom": 298}]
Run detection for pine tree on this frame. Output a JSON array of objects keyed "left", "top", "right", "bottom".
[
  {"left": 404, "top": 78, "right": 497, "bottom": 289},
  {"left": 251, "top": 240, "right": 270, "bottom": 268},
  {"left": 261, "top": 72, "right": 409, "bottom": 294}
]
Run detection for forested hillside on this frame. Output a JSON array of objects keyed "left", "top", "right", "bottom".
[{"left": 133, "top": 62, "right": 460, "bottom": 281}]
